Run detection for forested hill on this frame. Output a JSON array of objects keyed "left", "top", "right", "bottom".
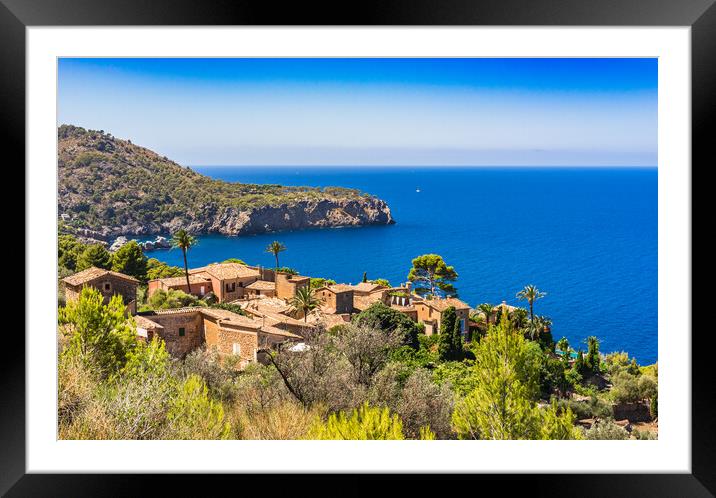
[{"left": 57, "top": 125, "right": 394, "bottom": 239}]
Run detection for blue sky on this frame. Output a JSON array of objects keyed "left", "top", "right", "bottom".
[{"left": 58, "top": 58, "right": 657, "bottom": 166}]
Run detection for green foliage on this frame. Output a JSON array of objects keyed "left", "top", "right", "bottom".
[
  {"left": 515, "top": 284, "right": 546, "bottom": 321},
  {"left": 407, "top": 254, "right": 458, "bottom": 298},
  {"left": 166, "top": 374, "right": 231, "bottom": 440},
  {"left": 308, "top": 403, "right": 405, "bottom": 440},
  {"left": 353, "top": 302, "right": 420, "bottom": 349},
  {"left": 58, "top": 234, "right": 86, "bottom": 272},
  {"left": 369, "top": 278, "right": 391, "bottom": 287},
  {"left": 147, "top": 288, "right": 199, "bottom": 310},
  {"left": 438, "top": 306, "right": 463, "bottom": 361},
  {"left": 208, "top": 302, "right": 248, "bottom": 316},
  {"left": 451, "top": 315, "right": 580, "bottom": 439},
  {"left": 584, "top": 420, "right": 629, "bottom": 440},
  {"left": 222, "top": 258, "right": 246, "bottom": 265},
  {"left": 111, "top": 241, "right": 148, "bottom": 281},
  {"left": 276, "top": 267, "right": 298, "bottom": 275},
  {"left": 266, "top": 241, "right": 287, "bottom": 269},
  {"left": 58, "top": 287, "right": 137, "bottom": 379},
  {"left": 633, "top": 428, "right": 657, "bottom": 440},
  {"left": 433, "top": 361, "right": 478, "bottom": 397},
  {"left": 650, "top": 392, "right": 658, "bottom": 419},
  {"left": 146, "top": 258, "right": 184, "bottom": 280},
  {"left": 289, "top": 286, "right": 321, "bottom": 322},
  {"left": 555, "top": 395, "right": 612, "bottom": 421},
  {"left": 585, "top": 336, "right": 601, "bottom": 374},
  {"left": 122, "top": 336, "right": 171, "bottom": 379},
  {"left": 310, "top": 277, "right": 337, "bottom": 290},
  {"left": 76, "top": 244, "right": 112, "bottom": 271}
]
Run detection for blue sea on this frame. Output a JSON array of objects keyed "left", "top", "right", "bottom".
[{"left": 145, "top": 166, "right": 657, "bottom": 364}]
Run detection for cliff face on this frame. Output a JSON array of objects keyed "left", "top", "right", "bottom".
[{"left": 57, "top": 125, "right": 394, "bottom": 238}]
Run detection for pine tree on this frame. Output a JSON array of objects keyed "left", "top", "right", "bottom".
[
  {"left": 452, "top": 316, "right": 581, "bottom": 440},
  {"left": 76, "top": 244, "right": 112, "bottom": 271},
  {"left": 111, "top": 241, "right": 148, "bottom": 281}
]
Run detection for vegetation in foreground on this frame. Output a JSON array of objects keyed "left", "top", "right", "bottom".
[{"left": 58, "top": 283, "right": 657, "bottom": 440}]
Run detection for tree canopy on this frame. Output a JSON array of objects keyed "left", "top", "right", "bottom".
[{"left": 407, "top": 254, "right": 458, "bottom": 298}]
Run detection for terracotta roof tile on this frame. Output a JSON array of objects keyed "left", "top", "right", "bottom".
[
  {"left": 421, "top": 297, "right": 471, "bottom": 312},
  {"left": 245, "top": 280, "right": 276, "bottom": 291},
  {"left": 63, "top": 267, "right": 139, "bottom": 286},
  {"left": 150, "top": 274, "right": 211, "bottom": 287},
  {"left": 190, "top": 263, "right": 260, "bottom": 280}
]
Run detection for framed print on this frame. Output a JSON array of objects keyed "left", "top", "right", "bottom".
[{"left": 4, "top": 0, "right": 714, "bottom": 494}]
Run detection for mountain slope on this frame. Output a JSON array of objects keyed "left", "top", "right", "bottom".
[{"left": 57, "top": 125, "right": 394, "bottom": 238}]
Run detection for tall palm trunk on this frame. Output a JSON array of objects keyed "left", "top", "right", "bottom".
[
  {"left": 529, "top": 301, "right": 534, "bottom": 323},
  {"left": 183, "top": 248, "right": 190, "bottom": 291},
  {"left": 275, "top": 253, "right": 280, "bottom": 271}
]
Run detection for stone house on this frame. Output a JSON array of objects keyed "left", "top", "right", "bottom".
[
  {"left": 135, "top": 306, "right": 300, "bottom": 366},
  {"left": 315, "top": 284, "right": 355, "bottom": 314},
  {"left": 147, "top": 274, "right": 212, "bottom": 298},
  {"left": 244, "top": 279, "right": 277, "bottom": 298},
  {"left": 412, "top": 297, "right": 471, "bottom": 336},
  {"left": 275, "top": 272, "right": 310, "bottom": 301},
  {"left": 188, "top": 263, "right": 262, "bottom": 302},
  {"left": 62, "top": 267, "right": 139, "bottom": 315}
]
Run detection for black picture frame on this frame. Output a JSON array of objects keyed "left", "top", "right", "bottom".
[{"left": 4, "top": 0, "right": 712, "bottom": 494}]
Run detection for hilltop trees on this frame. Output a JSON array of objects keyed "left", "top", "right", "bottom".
[
  {"left": 76, "top": 244, "right": 112, "bottom": 271},
  {"left": 407, "top": 254, "right": 458, "bottom": 298},
  {"left": 111, "top": 240, "right": 148, "bottom": 281},
  {"left": 171, "top": 229, "right": 197, "bottom": 290}
]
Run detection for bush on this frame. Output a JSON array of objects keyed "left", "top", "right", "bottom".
[
  {"left": 148, "top": 288, "right": 199, "bottom": 309},
  {"left": 308, "top": 403, "right": 405, "bottom": 440},
  {"left": 353, "top": 302, "right": 421, "bottom": 349},
  {"left": 610, "top": 371, "right": 642, "bottom": 404},
  {"left": 584, "top": 420, "right": 629, "bottom": 440},
  {"left": 165, "top": 375, "right": 231, "bottom": 440},
  {"left": 111, "top": 241, "right": 148, "bottom": 281}
]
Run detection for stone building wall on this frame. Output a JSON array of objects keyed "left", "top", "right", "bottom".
[{"left": 147, "top": 311, "right": 204, "bottom": 357}]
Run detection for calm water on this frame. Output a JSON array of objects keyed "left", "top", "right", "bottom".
[{"left": 145, "top": 166, "right": 657, "bottom": 364}]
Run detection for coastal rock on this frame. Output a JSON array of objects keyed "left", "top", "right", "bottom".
[
  {"left": 58, "top": 125, "right": 395, "bottom": 238},
  {"left": 109, "top": 236, "right": 128, "bottom": 252}
]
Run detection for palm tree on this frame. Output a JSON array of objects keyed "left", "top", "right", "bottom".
[
  {"left": 511, "top": 307, "right": 529, "bottom": 329},
  {"left": 171, "top": 229, "right": 197, "bottom": 291},
  {"left": 476, "top": 303, "right": 494, "bottom": 329},
  {"left": 557, "top": 337, "right": 570, "bottom": 358},
  {"left": 516, "top": 284, "right": 546, "bottom": 324},
  {"left": 289, "top": 286, "right": 321, "bottom": 322},
  {"left": 266, "top": 241, "right": 287, "bottom": 271}
]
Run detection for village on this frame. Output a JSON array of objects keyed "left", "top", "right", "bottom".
[{"left": 61, "top": 261, "right": 509, "bottom": 368}]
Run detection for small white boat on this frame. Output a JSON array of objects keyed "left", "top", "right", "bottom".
[{"left": 416, "top": 188, "right": 421, "bottom": 193}]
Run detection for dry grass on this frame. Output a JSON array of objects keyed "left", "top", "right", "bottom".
[{"left": 229, "top": 401, "right": 325, "bottom": 440}]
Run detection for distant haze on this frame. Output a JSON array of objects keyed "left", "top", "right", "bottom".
[{"left": 58, "top": 58, "right": 657, "bottom": 167}]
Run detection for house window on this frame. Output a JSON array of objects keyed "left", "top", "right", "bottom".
[
  {"left": 238, "top": 281, "right": 243, "bottom": 288},
  {"left": 226, "top": 282, "right": 236, "bottom": 293},
  {"left": 179, "top": 327, "right": 185, "bottom": 337},
  {"left": 232, "top": 343, "right": 241, "bottom": 356},
  {"left": 104, "top": 282, "right": 111, "bottom": 291}
]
